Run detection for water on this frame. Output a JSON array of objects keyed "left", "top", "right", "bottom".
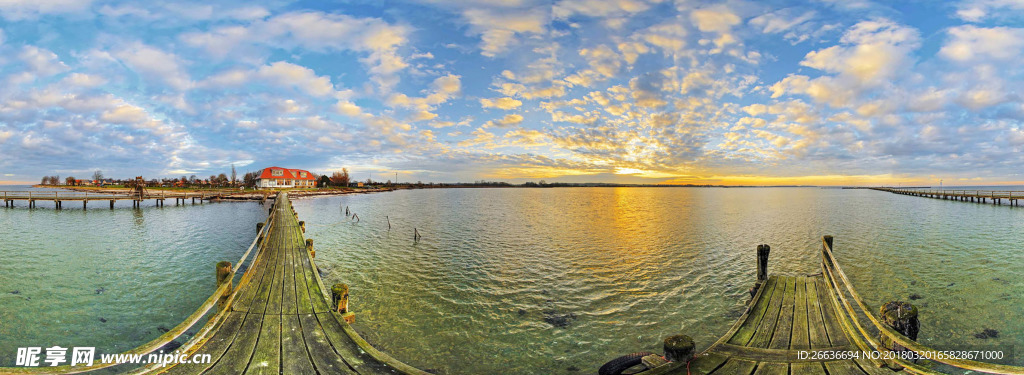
[
  {"left": 1, "top": 186, "right": 1022, "bottom": 373},
  {"left": 0, "top": 186, "right": 267, "bottom": 367},
  {"left": 292, "top": 187, "right": 1024, "bottom": 374}
]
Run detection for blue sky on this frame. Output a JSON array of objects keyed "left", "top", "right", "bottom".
[{"left": 1, "top": 0, "right": 1023, "bottom": 185}]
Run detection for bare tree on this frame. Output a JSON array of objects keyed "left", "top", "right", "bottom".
[
  {"left": 92, "top": 170, "right": 104, "bottom": 181},
  {"left": 230, "top": 164, "right": 237, "bottom": 186},
  {"left": 330, "top": 168, "right": 350, "bottom": 186}
]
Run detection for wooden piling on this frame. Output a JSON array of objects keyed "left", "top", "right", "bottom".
[
  {"left": 110, "top": 200, "right": 114, "bottom": 209},
  {"left": 332, "top": 283, "right": 355, "bottom": 324},
  {"left": 257, "top": 222, "right": 264, "bottom": 235},
  {"left": 414, "top": 228, "right": 420, "bottom": 241},
  {"left": 216, "top": 261, "right": 233, "bottom": 310},
  {"left": 756, "top": 244, "right": 770, "bottom": 281},
  {"left": 386, "top": 215, "right": 391, "bottom": 230},
  {"left": 879, "top": 301, "right": 919, "bottom": 369},
  {"left": 299, "top": 221, "right": 305, "bottom": 233},
  {"left": 663, "top": 334, "right": 695, "bottom": 362},
  {"left": 306, "top": 239, "right": 315, "bottom": 258}
]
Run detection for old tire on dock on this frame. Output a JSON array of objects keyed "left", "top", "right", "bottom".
[{"left": 599, "top": 352, "right": 657, "bottom": 375}]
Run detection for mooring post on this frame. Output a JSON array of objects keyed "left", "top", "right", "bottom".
[
  {"left": 216, "top": 261, "right": 233, "bottom": 310},
  {"left": 306, "top": 239, "right": 315, "bottom": 258},
  {"left": 749, "top": 244, "right": 770, "bottom": 298},
  {"left": 663, "top": 334, "right": 695, "bottom": 362},
  {"left": 332, "top": 283, "right": 356, "bottom": 323},
  {"left": 110, "top": 200, "right": 114, "bottom": 209},
  {"left": 879, "top": 301, "right": 919, "bottom": 369},
  {"left": 299, "top": 221, "right": 305, "bottom": 233},
  {"left": 386, "top": 215, "right": 391, "bottom": 230}
]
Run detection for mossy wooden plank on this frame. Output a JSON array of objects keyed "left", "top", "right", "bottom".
[
  {"left": 301, "top": 246, "right": 331, "bottom": 313},
  {"left": 805, "top": 277, "right": 831, "bottom": 349},
  {"left": 708, "top": 358, "right": 756, "bottom": 375},
  {"left": 815, "top": 278, "right": 850, "bottom": 347},
  {"left": 265, "top": 224, "right": 287, "bottom": 315},
  {"left": 314, "top": 312, "right": 387, "bottom": 374},
  {"left": 205, "top": 313, "right": 264, "bottom": 375},
  {"left": 686, "top": 353, "right": 730, "bottom": 375},
  {"left": 245, "top": 314, "right": 280, "bottom": 375},
  {"left": 749, "top": 276, "right": 790, "bottom": 348},
  {"left": 824, "top": 359, "right": 869, "bottom": 375},
  {"left": 282, "top": 314, "right": 319, "bottom": 374},
  {"left": 161, "top": 311, "right": 246, "bottom": 374},
  {"left": 766, "top": 276, "right": 796, "bottom": 349},
  {"left": 751, "top": 362, "right": 788, "bottom": 375},
  {"left": 851, "top": 356, "right": 892, "bottom": 375},
  {"left": 281, "top": 228, "right": 298, "bottom": 315},
  {"left": 232, "top": 226, "right": 276, "bottom": 312},
  {"left": 728, "top": 276, "right": 779, "bottom": 345},
  {"left": 791, "top": 362, "right": 827, "bottom": 375},
  {"left": 299, "top": 313, "right": 360, "bottom": 374},
  {"left": 789, "top": 277, "right": 810, "bottom": 350},
  {"left": 250, "top": 226, "right": 281, "bottom": 314},
  {"left": 294, "top": 238, "right": 314, "bottom": 315}
]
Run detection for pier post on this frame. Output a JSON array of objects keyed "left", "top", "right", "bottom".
[
  {"left": 663, "top": 334, "right": 695, "bottom": 362},
  {"left": 257, "top": 222, "right": 264, "bottom": 235},
  {"left": 879, "top": 301, "right": 919, "bottom": 369},
  {"left": 83, "top": 201, "right": 87, "bottom": 210},
  {"left": 269, "top": 207, "right": 274, "bottom": 215},
  {"left": 216, "top": 261, "right": 233, "bottom": 310},
  {"left": 299, "top": 221, "right": 305, "bottom": 233},
  {"left": 331, "top": 283, "right": 355, "bottom": 323},
  {"left": 756, "top": 244, "right": 770, "bottom": 281},
  {"left": 306, "top": 239, "right": 315, "bottom": 258},
  {"left": 110, "top": 200, "right": 114, "bottom": 209}
]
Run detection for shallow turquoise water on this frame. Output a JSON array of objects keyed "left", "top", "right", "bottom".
[
  {"left": 1, "top": 187, "right": 1021, "bottom": 374},
  {"left": 0, "top": 186, "right": 266, "bottom": 368}
]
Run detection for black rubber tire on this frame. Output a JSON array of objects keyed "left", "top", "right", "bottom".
[{"left": 599, "top": 352, "right": 657, "bottom": 375}]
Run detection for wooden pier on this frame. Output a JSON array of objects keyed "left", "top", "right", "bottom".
[
  {"left": 604, "top": 238, "right": 1024, "bottom": 375},
  {"left": 1, "top": 190, "right": 267, "bottom": 209},
  {"left": 2, "top": 192, "right": 428, "bottom": 375},
  {"left": 872, "top": 188, "right": 1022, "bottom": 206}
]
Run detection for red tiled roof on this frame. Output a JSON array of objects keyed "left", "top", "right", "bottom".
[{"left": 258, "top": 167, "right": 315, "bottom": 180}]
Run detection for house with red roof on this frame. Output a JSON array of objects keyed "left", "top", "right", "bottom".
[{"left": 256, "top": 167, "right": 316, "bottom": 188}]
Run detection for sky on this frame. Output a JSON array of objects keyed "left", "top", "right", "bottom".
[{"left": 0, "top": 0, "right": 1023, "bottom": 186}]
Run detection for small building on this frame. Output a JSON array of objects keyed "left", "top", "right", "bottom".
[{"left": 256, "top": 167, "right": 316, "bottom": 189}]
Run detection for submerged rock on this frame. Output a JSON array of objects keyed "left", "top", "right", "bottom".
[
  {"left": 95, "top": 287, "right": 105, "bottom": 295},
  {"left": 157, "top": 326, "right": 170, "bottom": 333},
  {"left": 9, "top": 290, "right": 19, "bottom": 295},
  {"left": 566, "top": 365, "right": 580, "bottom": 372},
  {"left": 543, "top": 311, "right": 578, "bottom": 328},
  {"left": 517, "top": 309, "right": 527, "bottom": 316},
  {"left": 908, "top": 294, "right": 922, "bottom": 300},
  {"left": 99, "top": 318, "right": 107, "bottom": 323},
  {"left": 974, "top": 329, "right": 999, "bottom": 339}
]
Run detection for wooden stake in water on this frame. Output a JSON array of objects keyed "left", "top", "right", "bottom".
[
  {"left": 386, "top": 216, "right": 391, "bottom": 230},
  {"left": 414, "top": 228, "right": 421, "bottom": 241}
]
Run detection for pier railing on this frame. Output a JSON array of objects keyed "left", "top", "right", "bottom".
[
  {"left": 2, "top": 190, "right": 248, "bottom": 200},
  {"left": 1, "top": 195, "right": 278, "bottom": 374},
  {"left": 876, "top": 188, "right": 1023, "bottom": 200},
  {"left": 820, "top": 236, "right": 1024, "bottom": 375}
]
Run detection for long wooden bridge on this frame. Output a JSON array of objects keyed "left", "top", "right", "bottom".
[
  {"left": 1, "top": 190, "right": 266, "bottom": 209},
  {"left": 2, "top": 192, "right": 428, "bottom": 375},
  {"left": 871, "top": 188, "right": 1022, "bottom": 206}
]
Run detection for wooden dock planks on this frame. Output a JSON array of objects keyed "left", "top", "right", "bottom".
[
  {"left": 683, "top": 275, "right": 881, "bottom": 375},
  {"left": 156, "top": 193, "right": 422, "bottom": 375}
]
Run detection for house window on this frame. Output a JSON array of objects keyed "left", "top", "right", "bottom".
[
  {"left": 271, "top": 169, "right": 283, "bottom": 177},
  {"left": 300, "top": 172, "right": 307, "bottom": 178}
]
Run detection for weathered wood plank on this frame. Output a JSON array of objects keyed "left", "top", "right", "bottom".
[
  {"left": 249, "top": 226, "right": 281, "bottom": 314},
  {"left": 765, "top": 274, "right": 794, "bottom": 348},
  {"left": 727, "top": 276, "right": 779, "bottom": 345},
  {"left": 791, "top": 362, "right": 828, "bottom": 375},
  {"left": 816, "top": 278, "right": 850, "bottom": 347},
  {"left": 709, "top": 358, "right": 756, "bottom": 375},
  {"left": 751, "top": 362, "right": 788, "bottom": 375},
  {"left": 301, "top": 244, "right": 331, "bottom": 313},
  {"left": 282, "top": 227, "right": 298, "bottom": 315},
  {"left": 161, "top": 312, "right": 246, "bottom": 374},
  {"left": 687, "top": 353, "right": 730, "bottom": 375},
  {"left": 245, "top": 314, "right": 280, "bottom": 375},
  {"left": 748, "top": 276, "right": 791, "bottom": 348},
  {"left": 282, "top": 314, "right": 318, "bottom": 374},
  {"left": 824, "top": 359, "right": 869, "bottom": 375},
  {"left": 294, "top": 236, "right": 314, "bottom": 315},
  {"left": 790, "top": 277, "right": 810, "bottom": 350},
  {"left": 806, "top": 277, "right": 831, "bottom": 349},
  {"left": 232, "top": 233, "right": 274, "bottom": 312},
  {"left": 265, "top": 222, "right": 287, "bottom": 315},
  {"left": 205, "top": 314, "right": 264, "bottom": 375},
  {"left": 298, "top": 313, "right": 359, "bottom": 374}
]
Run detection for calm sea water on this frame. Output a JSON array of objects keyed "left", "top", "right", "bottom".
[
  {"left": 1, "top": 186, "right": 1022, "bottom": 373},
  {"left": 0, "top": 186, "right": 266, "bottom": 368}
]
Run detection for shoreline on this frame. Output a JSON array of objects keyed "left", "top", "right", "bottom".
[{"left": 28, "top": 185, "right": 398, "bottom": 200}]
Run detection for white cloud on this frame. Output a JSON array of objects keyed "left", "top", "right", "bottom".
[
  {"left": 955, "top": 0, "right": 1024, "bottom": 22},
  {"left": 940, "top": 25, "right": 1024, "bottom": 62},
  {"left": 61, "top": 73, "right": 107, "bottom": 88},
  {"left": 691, "top": 5, "right": 740, "bottom": 33},
  {"left": 114, "top": 42, "right": 193, "bottom": 91},
  {"left": 485, "top": 114, "right": 524, "bottom": 127},
  {"left": 749, "top": 9, "right": 815, "bottom": 34},
  {"left": 19, "top": 46, "right": 69, "bottom": 77},
  {"left": 101, "top": 104, "right": 149, "bottom": 124},
  {"left": 462, "top": 8, "right": 547, "bottom": 57},
  {"left": 480, "top": 97, "right": 523, "bottom": 109},
  {"left": 257, "top": 61, "right": 334, "bottom": 97},
  {"left": 553, "top": 0, "right": 652, "bottom": 19},
  {"left": 0, "top": 0, "right": 93, "bottom": 20}
]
